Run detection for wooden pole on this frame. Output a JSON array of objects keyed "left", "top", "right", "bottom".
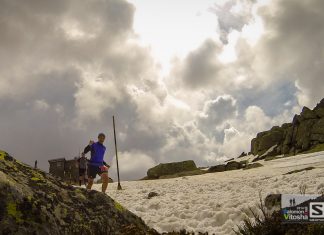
[{"left": 113, "top": 115, "right": 122, "bottom": 190}]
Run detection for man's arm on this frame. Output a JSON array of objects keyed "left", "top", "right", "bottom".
[
  {"left": 83, "top": 146, "right": 91, "bottom": 154},
  {"left": 83, "top": 140, "right": 94, "bottom": 154}
]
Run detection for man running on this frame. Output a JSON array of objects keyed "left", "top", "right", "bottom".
[
  {"left": 83, "top": 133, "right": 110, "bottom": 193},
  {"left": 77, "top": 152, "right": 88, "bottom": 186}
]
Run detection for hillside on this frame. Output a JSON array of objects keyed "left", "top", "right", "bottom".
[{"left": 0, "top": 150, "right": 159, "bottom": 235}]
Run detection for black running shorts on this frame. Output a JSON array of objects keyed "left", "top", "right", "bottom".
[{"left": 87, "top": 165, "right": 108, "bottom": 179}]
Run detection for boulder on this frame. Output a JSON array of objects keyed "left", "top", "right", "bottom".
[
  {"left": 207, "top": 164, "right": 226, "bottom": 173},
  {"left": 244, "top": 162, "right": 263, "bottom": 170},
  {"left": 0, "top": 150, "right": 159, "bottom": 235},
  {"left": 148, "top": 192, "right": 159, "bottom": 199},
  {"left": 225, "top": 161, "right": 242, "bottom": 171},
  {"left": 147, "top": 160, "right": 198, "bottom": 179}
]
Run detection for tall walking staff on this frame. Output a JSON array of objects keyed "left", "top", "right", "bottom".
[{"left": 113, "top": 115, "right": 122, "bottom": 190}]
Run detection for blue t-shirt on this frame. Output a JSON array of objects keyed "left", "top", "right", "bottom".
[{"left": 88, "top": 142, "right": 106, "bottom": 166}]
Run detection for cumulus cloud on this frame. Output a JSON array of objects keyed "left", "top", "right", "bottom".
[
  {"left": 118, "top": 151, "right": 156, "bottom": 180},
  {"left": 251, "top": 0, "right": 324, "bottom": 107},
  {"left": 0, "top": 0, "right": 323, "bottom": 181},
  {"left": 0, "top": 0, "right": 160, "bottom": 180},
  {"left": 198, "top": 95, "right": 238, "bottom": 140}
]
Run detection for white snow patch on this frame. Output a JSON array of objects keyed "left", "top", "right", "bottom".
[{"left": 92, "top": 151, "right": 324, "bottom": 234}]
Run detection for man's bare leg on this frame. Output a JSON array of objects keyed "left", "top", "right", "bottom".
[
  {"left": 101, "top": 173, "right": 109, "bottom": 193},
  {"left": 87, "top": 178, "right": 94, "bottom": 190}
]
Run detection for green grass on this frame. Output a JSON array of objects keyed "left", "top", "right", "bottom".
[{"left": 304, "top": 143, "right": 324, "bottom": 154}]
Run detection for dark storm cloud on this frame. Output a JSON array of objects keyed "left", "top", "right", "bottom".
[{"left": 0, "top": 0, "right": 159, "bottom": 181}]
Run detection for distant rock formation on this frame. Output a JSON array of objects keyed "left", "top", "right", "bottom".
[
  {"left": 0, "top": 150, "right": 159, "bottom": 235},
  {"left": 208, "top": 160, "right": 262, "bottom": 173},
  {"left": 251, "top": 98, "right": 324, "bottom": 160},
  {"left": 146, "top": 160, "right": 201, "bottom": 180}
]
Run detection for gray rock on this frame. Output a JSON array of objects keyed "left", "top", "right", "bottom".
[
  {"left": 225, "top": 161, "right": 242, "bottom": 171},
  {"left": 147, "top": 160, "right": 198, "bottom": 179},
  {"left": 148, "top": 192, "right": 159, "bottom": 199},
  {"left": 244, "top": 163, "right": 263, "bottom": 170},
  {"left": 207, "top": 164, "right": 226, "bottom": 173}
]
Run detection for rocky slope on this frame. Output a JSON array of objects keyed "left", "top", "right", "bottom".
[
  {"left": 250, "top": 98, "right": 324, "bottom": 160},
  {"left": 0, "top": 150, "right": 159, "bottom": 235}
]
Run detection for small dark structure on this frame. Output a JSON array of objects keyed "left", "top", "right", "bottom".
[{"left": 48, "top": 157, "right": 79, "bottom": 184}]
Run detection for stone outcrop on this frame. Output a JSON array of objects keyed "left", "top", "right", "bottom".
[
  {"left": 207, "top": 160, "right": 253, "bottom": 173},
  {"left": 146, "top": 160, "right": 198, "bottom": 179},
  {"left": 207, "top": 164, "right": 226, "bottom": 173},
  {"left": 250, "top": 98, "right": 324, "bottom": 159},
  {"left": 243, "top": 162, "right": 263, "bottom": 170},
  {"left": 0, "top": 150, "right": 159, "bottom": 235},
  {"left": 225, "top": 161, "right": 243, "bottom": 171}
]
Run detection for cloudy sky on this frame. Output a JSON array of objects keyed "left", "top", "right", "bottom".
[{"left": 1, "top": 0, "right": 323, "bottom": 180}]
